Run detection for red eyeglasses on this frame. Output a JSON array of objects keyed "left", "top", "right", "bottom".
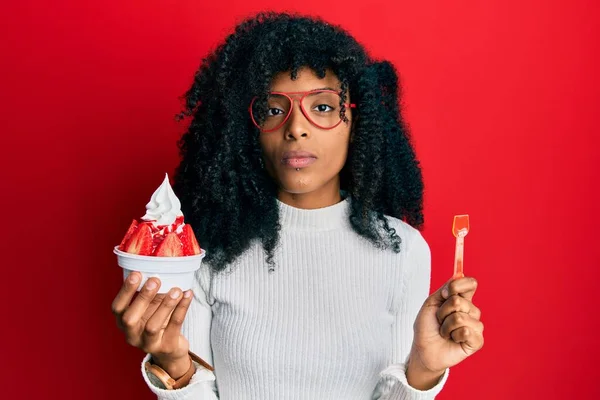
[{"left": 249, "top": 89, "right": 356, "bottom": 133}]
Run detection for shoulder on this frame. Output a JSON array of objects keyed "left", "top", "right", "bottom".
[{"left": 383, "top": 214, "right": 430, "bottom": 262}]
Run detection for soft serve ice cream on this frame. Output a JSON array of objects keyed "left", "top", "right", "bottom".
[
  {"left": 141, "top": 173, "right": 184, "bottom": 227},
  {"left": 118, "top": 173, "right": 201, "bottom": 257}
]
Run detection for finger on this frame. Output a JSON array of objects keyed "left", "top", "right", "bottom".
[
  {"left": 442, "top": 276, "right": 478, "bottom": 302},
  {"left": 140, "top": 293, "right": 169, "bottom": 326},
  {"left": 120, "top": 278, "right": 162, "bottom": 340},
  {"left": 450, "top": 326, "right": 484, "bottom": 354},
  {"left": 143, "top": 288, "right": 183, "bottom": 345},
  {"left": 436, "top": 294, "right": 482, "bottom": 325},
  {"left": 162, "top": 290, "right": 194, "bottom": 346},
  {"left": 112, "top": 272, "right": 142, "bottom": 322},
  {"left": 439, "top": 311, "right": 484, "bottom": 340}
]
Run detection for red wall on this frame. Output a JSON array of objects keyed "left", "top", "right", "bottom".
[{"left": 2, "top": 0, "right": 598, "bottom": 398}]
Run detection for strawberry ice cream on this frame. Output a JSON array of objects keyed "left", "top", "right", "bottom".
[
  {"left": 114, "top": 173, "right": 205, "bottom": 293},
  {"left": 118, "top": 173, "right": 201, "bottom": 257}
]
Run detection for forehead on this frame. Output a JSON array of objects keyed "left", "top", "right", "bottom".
[{"left": 269, "top": 67, "right": 341, "bottom": 92}]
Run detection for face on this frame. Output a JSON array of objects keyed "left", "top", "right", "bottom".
[{"left": 257, "top": 67, "right": 353, "bottom": 202}]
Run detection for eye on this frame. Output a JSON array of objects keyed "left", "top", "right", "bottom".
[
  {"left": 313, "top": 104, "right": 334, "bottom": 113},
  {"left": 267, "top": 107, "right": 286, "bottom": 117}
]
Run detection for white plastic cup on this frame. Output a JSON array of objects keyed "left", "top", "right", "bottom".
[{"left": 114, "top": 246, "right": 206, "bottom": 294}]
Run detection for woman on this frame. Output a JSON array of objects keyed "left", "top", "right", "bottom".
[{"left": 112, "top": 12, "right": 484, "bottom": 399}]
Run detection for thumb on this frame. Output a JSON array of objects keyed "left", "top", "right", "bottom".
[{"left": 426, "top": 278, "right": 453, "bottom": 306}]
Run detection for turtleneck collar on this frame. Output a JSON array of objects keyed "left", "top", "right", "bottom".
[{"left": 277, "top": 195, "right": 352, "bottom": 232}]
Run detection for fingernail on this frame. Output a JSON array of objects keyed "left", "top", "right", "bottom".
[
  {"left": 146, "top": 280, "right": 157, "bottom": 290},
  {"left": 442, "top": 287, "right": 449, "bottom": 299},
  {"left": 128, "top": 273, "right": 139, "bottom": 284},
  {"left": 170, "top": 289, "right": 181, "bottom": 299},
  {"left": 184, "top": 290, "right": 192, "bottom": 298}
]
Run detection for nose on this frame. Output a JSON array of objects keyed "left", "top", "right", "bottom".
[{"left": 284, "top": 101, "right": 310, "bottom": 140}]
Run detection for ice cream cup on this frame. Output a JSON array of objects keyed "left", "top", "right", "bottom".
[{"left": 114, "top": 246, "right": 206, "bottom": 294}]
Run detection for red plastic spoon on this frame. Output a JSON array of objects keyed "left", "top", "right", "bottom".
[{"left": 452, "top": 215, "right": 470, "bottom": 279}]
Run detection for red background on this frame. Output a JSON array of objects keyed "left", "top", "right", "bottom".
[{"left": 2, "top": 0, "right": 598, "bottom": 398}]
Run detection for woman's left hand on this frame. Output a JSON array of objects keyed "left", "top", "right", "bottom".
[{"left": 409, "top": 276, "right": 484, "bottom": 374}]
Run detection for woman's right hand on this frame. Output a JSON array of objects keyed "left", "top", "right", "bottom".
[{"left": 111, "top": 272, "right": 194, "bottom": 378}]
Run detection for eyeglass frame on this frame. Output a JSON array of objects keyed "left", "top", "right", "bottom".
[{"left": 248, "top": 89, "right": 357, "bottom": 133}]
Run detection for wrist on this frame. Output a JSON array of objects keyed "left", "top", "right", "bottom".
[
  {"left": 406, "top": 353, "right": 445, "bottom": 390},
  {"left": 151, "top": 354, "right": 192, "bottom": 380}
]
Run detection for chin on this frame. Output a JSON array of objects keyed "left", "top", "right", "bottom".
[{"left": 277, "top": 174, "right": 316, "bottom": 194}]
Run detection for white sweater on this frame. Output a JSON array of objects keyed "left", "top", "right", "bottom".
[{"left": 141, "top": 197, "right": 449, "bottom": 399}]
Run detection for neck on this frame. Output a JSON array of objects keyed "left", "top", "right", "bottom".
[{"left": 277, "top": 177, "right": 342, "bottom": 209}]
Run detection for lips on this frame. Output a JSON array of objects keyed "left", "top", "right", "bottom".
[{"left": 281, "top": 150, "right": 317, "bottom": 169}]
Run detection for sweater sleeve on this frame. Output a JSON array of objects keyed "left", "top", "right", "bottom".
[
  {"left": 372, "top": 229, "right": 450, "bottom": 400},
  {"left": 140, "top": 265, "right": 220, "bottom": 399}
]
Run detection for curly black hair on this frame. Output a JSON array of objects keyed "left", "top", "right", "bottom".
[{"left": 173, "top": 12, "right": 424, "bottom": 273}]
